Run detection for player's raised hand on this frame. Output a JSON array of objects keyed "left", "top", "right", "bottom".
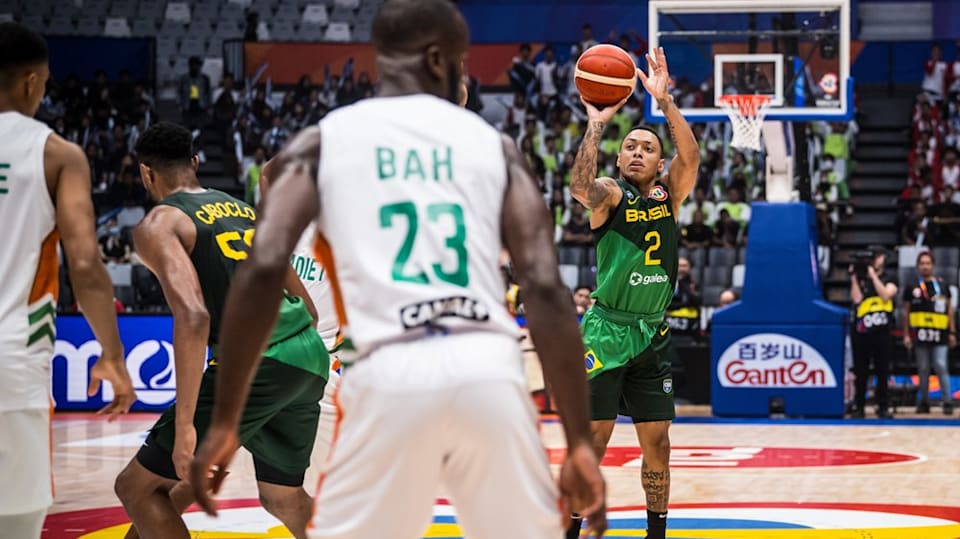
[
  {"left": 638, "top": 46, "right": 671, "bottom": 102},
  {"left": 190, "top": 423, "right": 240, "bottom": 516},
  {"left": 559, "top": 442, "right": 608, "bottom": 537},
  {"left": 581, "top": 95, "right": 629, "bottom": 125},
  {"left": 89, "top": 353, "right": 135, "bottom": 421}
]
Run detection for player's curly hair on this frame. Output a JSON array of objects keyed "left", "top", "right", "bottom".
[
  {"left": 135, "top": 122, "right": 195, "bottom": 171},
  {"left": 0, "top": 23, "right": 48, "bottom": 90}
]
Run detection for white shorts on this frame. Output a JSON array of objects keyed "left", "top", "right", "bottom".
[
  {"left": 0, "top": 408, "right": 52, "bottom": 515},
  {"left": 309, "top": 332, "right": 561, "bottom": 539},
  {"left": 311, "top": 367, "right": 341, "bottom": 469}
]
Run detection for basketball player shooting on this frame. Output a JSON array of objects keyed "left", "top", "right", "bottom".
[
  {"left": 0, "top": 23, "right": 135, "bottom": 539},
  {"left": 189, "top": 0, "right": 607, "bottom": 537},
  {"left": 567, "top": 46, "right": 699, "bottom": 539}
]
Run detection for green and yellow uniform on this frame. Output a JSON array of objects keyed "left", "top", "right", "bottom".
[
  {"left": 582, "top": 179, "right": 678, "bottom": 422},
  {"left": 140, "top": 190, "right": 329, "bottom": 485}
]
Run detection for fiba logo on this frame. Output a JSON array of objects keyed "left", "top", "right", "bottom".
[{"left": 54, "top": 339, "right": 177, "bottom": 406}]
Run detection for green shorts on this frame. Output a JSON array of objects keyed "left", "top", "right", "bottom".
[
  {"left": 141, "top": 339, "right": 327, "bottom": 486},
  {"left": 583, "top": 311, "right": 675, "bottom": 423}
]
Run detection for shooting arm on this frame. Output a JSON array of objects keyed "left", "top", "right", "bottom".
[
  {"left": 133, "top": 208, "right": 209, "bottom": 431},
  {"left": 661, "top": 95, "right": 700, "bottom": 211},
  {"left": 211, "top": 127, "right": 320, "bottom": 428},
  {"left": 569, "top": 119, "right": 618, "bottom": 211}
]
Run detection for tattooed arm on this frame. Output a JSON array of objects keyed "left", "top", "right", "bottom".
[
  {"left": 569, "top": 96, "right": 627, "bottom": 228},
  {"left": 638, "top": 47, "right": 700, "bottom": 215}
]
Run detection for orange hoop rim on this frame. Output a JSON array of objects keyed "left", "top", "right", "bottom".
[{"left": 718, "top": 94, "right": 772, "bottom": 117}]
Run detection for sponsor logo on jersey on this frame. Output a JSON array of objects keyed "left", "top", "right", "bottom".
[
  {"left": 629, "top": 272, "right": 669, "bottom": 287},
  {"left": 717, "top": 333, "right": 837, "bottom": 388},
  {"left": 399, "top": 295, "right": 490, "bottom": 329},
  {"left": 648, "top": 185, "right": 668, "bottom": 201},
  {"left": 662, "top": 378, "right": 672, "bottom": 393},
  {"left": 584, "top": 349, "right": 603, "bottom": 374},
  {"left": 624, "top": 203, "right": 671, "bottom": 223}
]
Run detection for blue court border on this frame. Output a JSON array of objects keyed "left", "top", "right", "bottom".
[{"left": 542, "top": 416, "right": 960, "bottom": 427}]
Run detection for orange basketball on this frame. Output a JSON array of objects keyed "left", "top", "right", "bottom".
[{"left": 575, "top": 44, "right": 637, "bottom": 106}]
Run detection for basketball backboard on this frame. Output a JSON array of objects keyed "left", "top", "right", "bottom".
[{"left": 645, "top": 0, "right": 852, "bottom": 123}]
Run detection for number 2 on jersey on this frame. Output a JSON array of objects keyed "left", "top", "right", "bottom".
[
  {"left": 644, "top": 230, "right": 661, "bottom": 266},
  {"left": 380, "top": 201, "right": 468, "bottom": 287}
]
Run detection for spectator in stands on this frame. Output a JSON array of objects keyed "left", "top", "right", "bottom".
[
  {"left": 244, "top": 11, "right": 260, "bottom": 42},
  {"left": 573, "top": 286, "right": 593, "bottom": 316},
  {"left": 902, "top": 201, "right": 931, "bottom": 246},
  {"left": 560, "top": 44, "right": 582, "bottom": 98},
  {"left": 108, "top": 163, "right": 145, "bottom": 207},
  {"left": 681, "top": 209, "right": 713, "bottom": 250},
  {"left": 716, "top": 186, "right": 751, "bottom": 227},
  {"left": 902, "top": 251, "right": 956, "bottom": 415},
  {"left": 579, "top": 23, "right": 598, "bottom": 51},
  {"left": 519, "top": 135, "right": 545, "bottom": 186},
  {"left": 261, "top": 115, "right": 290, "bottom": 157},
  {"left": 931, "top": 185, "right": 960, "bottom": 244},
  {"left": 560, "top": 203, "right": 592, "bottom": 248},
  {"left": 357, "top": 72, "right": 375, "bottom": 99},
  {"left": 719, "top": 289, "right": 737, "bottom": 307},
  {"left": 713, "top": 208, "right": 741, "bottom": 248},
  {"left": 178, "top": 57, "right": 211, "bottom": 134},
  {"left": 666, "top": 256, "right": 702, "bottom": 337},
  {"left": 293, "top": 74, "right": 314, "bottom": 105},
  {"left": 85, "top": 142, "right": 107, "bottom": 189},
  {"left": 535, "top": 46, "right": 558, "bottom": 100},
  {"left": 98, "top": 219, "right": 131, "bottom": 264},
  {"left": 923, "top": 43, "right": 947, "bottom": 104},
  {"left": 213, "top": 73, "right": 239, "bottom": 137},
  {"left": 849, "top": 246, "right": 898, "bottom": 419},
  {"left": 941, "top": 148, "right": 960, "bottom": 191},
  {"left": 285, "top": 102, "right": 311, "bottom": 133},
  {"left": 244, "top": 146, "right": 267, "bottom": 206},
  {"left": 508, "top": 43, "right": 536, "bottom": 95},
  {"left": 336, "top": 77, "right": 361, "bottom": 107},
  {"left": 816, "top": 202, "right": 835, "bottom": 247}
]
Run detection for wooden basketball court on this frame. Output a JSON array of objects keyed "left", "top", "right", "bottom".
[{"left": 43, "top": 406, "right": 960, "bottom": 538}]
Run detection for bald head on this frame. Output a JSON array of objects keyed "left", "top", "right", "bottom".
[
  {"left": 372, "top": 0, "right": 468, "bottom": 55},
  {"left": 372, "top": 0, "right": 469, "bottom": 102}
]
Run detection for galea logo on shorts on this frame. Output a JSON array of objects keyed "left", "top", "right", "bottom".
[
  {"left": 662, "top": 378, "right": 673, "bottom": 393},
  {"left": 648, "top": 185, "right": 668, "bottom": 201},
  {"left": 584, "top": 349, "right": 603, "bottom": 374},
  {"left": 717, "top": 333, "right": 837, "bottom": 388},
  {"left": 399, "top": 295, "right": 490, "bottom": 329},
  {"left": 630, "top": 272, "right": 669, "bottom": 286},
  {"left": 54, "top": 339, "right": 177, "bottom": 406}
]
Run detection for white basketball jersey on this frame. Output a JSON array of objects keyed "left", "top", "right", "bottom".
[
  {"left": 0, "top": 112, "right": 57, "bottom": 412},
  {"left": 316, "top": 95, "right": 519, "bottom": 357},
  {"left": 291, "top": 222, "right": 340, "bottom": 350}
]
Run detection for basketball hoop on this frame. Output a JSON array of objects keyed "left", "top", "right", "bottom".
[{"left": 718, "top": 94, "right": 772, "bottom": 152}]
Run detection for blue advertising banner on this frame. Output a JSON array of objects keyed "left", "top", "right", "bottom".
[{"left": 53, "top": 315, "right": 177, "bottom": 412}]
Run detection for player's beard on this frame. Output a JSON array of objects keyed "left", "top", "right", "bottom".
[{"left": 446, "top": 62, "right": 460, "bottom": 104}]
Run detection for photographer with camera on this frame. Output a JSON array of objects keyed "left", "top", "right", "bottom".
[
  {"left": 902, "top": 251, "right": 956, "bottom": 415},
  {"left": 849, "top": 247, "right": 898, "bottom": 419}
]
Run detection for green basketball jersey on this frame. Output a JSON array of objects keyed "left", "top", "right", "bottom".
[
  {"left": 158, "top": 190, "right": 314, "bottom": 350},
  {"left": 592, "top": 179, "right": 679, "bottom": 317}
]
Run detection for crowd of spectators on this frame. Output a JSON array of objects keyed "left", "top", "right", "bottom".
[{"left": 897, "top": 43, "right": 960, "bottom": 247}]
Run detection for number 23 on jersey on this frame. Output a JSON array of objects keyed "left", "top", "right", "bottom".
[{"left": 380, "top": 201, "right": 469, "bottom": 287}]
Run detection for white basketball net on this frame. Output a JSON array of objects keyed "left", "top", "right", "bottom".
[{"left": 718, "top": 95, "right": 772, "bottom": 152}]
